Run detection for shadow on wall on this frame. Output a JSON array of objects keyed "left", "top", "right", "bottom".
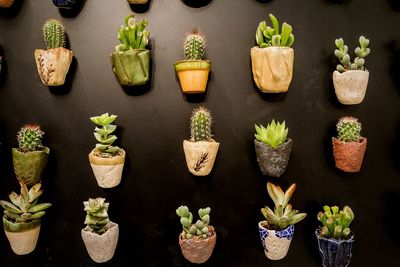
[
  {"left": 182, "top": 0, "right": 213, "bottom": 8},
  {"left": 324, "top": 0, "right": 350, "bottom": 4},
  {"left": 256, "top": 0, "right": 274, "bottom": 3},
  {"left": 388, "top": 119, "right": 400, "bottom": 171},
  {"left": 304, "top": 201, "right": 324, "bottom": 264},
  {"left": 0, "top": 0, "right": 24, "bottom": 17},
  {"left": 129, "top": 0, "right": 152, "bottom": 13},
  {"left": 388, "top": 0, "right": 400, "bottom": 11},
  {"left": 384, "top": 191, "right": 400, "bottom": 243},
  {"left": 387, "top": 41, "right": 400, "bottom": 92}
]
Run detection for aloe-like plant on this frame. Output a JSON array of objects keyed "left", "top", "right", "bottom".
[
  {"left": 317, "top": 205, "right": 354, "bottom": 239},
  {"left": 115, "top": 14, "right": 150, "bottom": 52},
  {"left": 335, "top": 36, "right": 370, "bottom": 73},
  {"left": 90, "top": 113, "right": 120, "bottom": 156},
  {"left": 255, "top": 120, "right": 288, "bottom": 149},
  {"left": 176, "top": 206, "right": 212, "bottom": 239},
  {"left": 256, "top": 14, "right": 294, "bottom": 48}
]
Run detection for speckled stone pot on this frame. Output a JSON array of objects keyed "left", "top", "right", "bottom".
[
  {"left": 258, "top": 221, "right": 295, "bottom": 260},
  {"left": 316, "top": 229, "right": 354, "bottom": 267},
  {"left": 178, "top": 226, "right": 216, "bottom": 264},
  {"left": 333, "top": 70, "right": 369, "bottom": 105},
  {"left": 183, "top": 139, "right": 219, "bottom": 176},
  {"left": 332, "top": 137, "right": 367, "bottom": 173}
]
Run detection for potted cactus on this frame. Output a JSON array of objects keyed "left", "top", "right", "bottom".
[
  {"left": 332, "top": 117, "right": 367, "bottom": 173},
  {"left": 258, "top": 182, "right": 306, "bottom": 260},
  {"left": 183, "top": 107, "right": 219, "bottom": 176},
  {"left": 34, "top": 19, "right": 73, "bottom": 86},
  {"left": 12, "top": 125, "right": 50, "bottom": 186},
  {"left": 316, "top": 205, "right": 355, "bottom": 267},
  {"left": 81, "top": 198, "right": 119, "bottom": 263},
  {"left": 111, "top": 14, "right": 150, "bottom": 87},
  {"left": 52, "top": 0, "right": 77, "bottom": 9},
  {"left": 251, "top": 14, "right": 294, "bottom": 93},
  {"left": 254, "top": 120, "right": 292, "bottom": 177},
  {"left": 88, "top": 113, "right": 126, "bottom": 188},
  {"left": 176, "top": 206, "right": 216, "bottom": 264},
  {"left": 0, "top": 182, "right": 51, "bottom": 255},
  {"left": 333, "top": 36, "right": 370, "bottom": 105},
  {"left": 174, "top": 29, "right": 211, "bottom": 94},
  {"left": 0, "top": 0, "right": 14, "bottom": 8}
]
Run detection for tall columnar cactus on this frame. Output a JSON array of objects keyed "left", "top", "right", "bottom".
[
  {"left": 90, "top": 113, "right": 120, "bottom": 156},
  {"left": 176, "top": 206, "right": 211, "bottom": 239},
  {"left": 83, "top": 198, "right": 110, "bottom": 234},
  {"left": 116, "top": 14, "right": 150, "bottom": 52},
  {"left": 43, "top": 19, "right": 66, "bottom": 49},
  {"left": 17, "top": 124, "right": 44, "bottom": 152},
  {"left": 317, "top": 205, "right": 354, "bottom": 239},
  {"left": 190, "top": 107, "right": 212, "bottom": 142},
  {"left": 184, "top": 29, "right": 206, "bottom": 60},
  {"left": 336, "top": 117, "right": 361, "bottom": 142},
  {"left": 335, "top": 36, "right": 370, "bottom": 73},
  {"left": 256, "top": 14, "right": 294, "bottom": 48}
]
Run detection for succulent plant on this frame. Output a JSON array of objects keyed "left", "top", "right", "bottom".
[
  {"left": 184, "top": 29, "right": 206, "bottom": 60},
  {"left": 336, "top": 117, "right": 362, "bottom": 142},
  {"left": 261, "top": 182, "right": 306, "bottom": 230},
  {"left": 83, "top": 197, "right": 110, "bottom": 234},
  {"left": 256, "top": 14, "right": 294, "bottom": 48},
  {"left": 255, "top": 120, "right": 288, "bottom": 149},
  {"left": 17, "top": 124, "right": 45, "bottom": 152},
  {"left": 317, "top": 205, "right": 354, "bottom": 239},
  {"left": 43, "top": 19, "right": 66, "bottom": 50},
  {"left": 176, "top": 205, "right": 212, "bottom": 239},
  {"left": 0, "top": 182, "right": 51, "bottom": 224},
  {"left": 115, "top": 14, "right": 150, "bottom": 52},
  {"left": 335, "top": 36, "right": 370, "bottom": 73},
  {"left": 90, "top": 113, "right": 120, "bottom": 156},
  {"left": 190, "top": 106, "right": 213, "bottom": 142}
]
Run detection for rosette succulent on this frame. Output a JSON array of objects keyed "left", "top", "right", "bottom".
[{"left": 83, "top": 197, "right": 110, "bottom": 234}]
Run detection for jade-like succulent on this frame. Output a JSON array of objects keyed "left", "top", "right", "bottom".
[
  {"left": 83, "top": 197, "right": 110, "bottom": 234},
  {"left": 43, "top": 19, "right": 66, "bottom": 50},
  {"left": 261, "top": 182, "right": 306, "bottom": 230},
  {"left": 17, "top": 124, "right": 45, "bottom": 152},
  {"left": 115, "top": 14, "right": 150, "bottom": 52},
  {"left": 256, "top": 14, "right": 294, "bottom": 48},
  {"left": 190, "top": 107, "right": 213, "bottom": 142},
  {"left": 336, "top": 117, "right": 361, "bottom": 142},
  {"left": 0, "top": 182, "right": 52, "bottom": 224},
  {"left": 335, "top": 36, "right": 370, "bottom": 73},
  {"left": 255, "top": 120, "right": 288, "bottom": 149},
  {"left": 317, "top": 205, "right": 354, "bottom": 239},
  {"left": 184, "top": 29, "right": 206, "bottom": 60},
  {"left": 176, "top": 205, "right": 212, "bottom": 239},
  {"left": 90, "top": 113, "right": 120, "bottom": 156}
]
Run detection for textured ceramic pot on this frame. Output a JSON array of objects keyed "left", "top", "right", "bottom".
[
  {"left": 315, "top": 229, "right": 354, "bottom": 267},
  {"left": 254, "top": 139, "right": 293, "bottom": 177},
  {"left": 251, "top": 46, "right": 294, "bottom": 93},
  {"left": 178, "top": 226, "right": 216, "bottom": 264},
  {"left": 0, "top": 0, "right": 15, "bottom": 8},
  {"left": 174, "top": 60, "right": 211, "bottom": 94},
  {"left": 52, "top": 0, "right": 77, "bottom": 8},
  {"left": 81, "top": 222, "right": 119, "bottom": 263},
  {"left": 111, "top": 49, "right": 150, "bottom": 86},
  {"left": 333, "top": 70, "right": 369, "bottom": 105},
  {"left": 332, "top": 137, "right": 367, "bottom": 173},
  {"left": 34, "top": 48, "right": 73, "bottom": 86},
  {"left": 12, "top": 147, "right": 50, "bottom": 186},
  {"left": 88, "top": 149, "right": 126, "bottom": 188},
  {"left": 183, "top": 139, "right": 219, "bottom": 176},
  {"left": 128, "top": 0, "right": 148, "bottom": 3},
  {"left": 258, "top": 221, "right": 295, "bottom": 260},
  {"left": 3, "top": 217, "right": 41, "bottom": 255}
]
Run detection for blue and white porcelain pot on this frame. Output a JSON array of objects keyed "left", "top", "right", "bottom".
[
  {"left": 52, "top": 0, "right": 77, "bottom": 9},
  {"left": 258, "top": 221, "right": 295, "bottom": 260}
]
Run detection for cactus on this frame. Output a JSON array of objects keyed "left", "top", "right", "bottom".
[
  {"left": 0, "top": 182, "right": 51, "bottom": 224},
  {"left": 261, "top": 182, "right": 307, "bottom": 230},
  {"left": 83, "top": 197, "right": 110, "bottom": 234},
  {"left": 176, "top": 206, "right": 212, "bottom": 239},
  {"left": 256, "top": 14, "right": 294, "bottom": 48},
  {"left": 17, "top": 124, "right": 44, "bottom": 152},
  {"left": 115, "top": 14, "right": 150, "bottom": 52},
  {"left": 336, "top": 117, "right": 362, "bottom": 142},
  {"left": 255, "top": 119, "right": 288, "bottom": 148},
  {"left": 190, "top": 106, "right": 213, "bottom": 142},
  {"left": 317, "top": 205, "right": 354, "bottom": 239},
  {"left": 43, "top": 19, "right": 66, "bottom": 49},
  {"left": 90, "top": 113, "right": 121, "bottom": 156},
  {"left": 335, "top": 36, "right": 370, "bottom": 73},
  {"left": 184, "top": 29, "right": 206, "bottom": 60}
]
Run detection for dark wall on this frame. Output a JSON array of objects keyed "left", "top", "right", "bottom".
[{"left": 1, "top": 0, "right": 400, "bottom": 266}]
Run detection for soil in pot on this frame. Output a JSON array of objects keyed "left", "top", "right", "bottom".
[
  {"left": 179, "top": 226, "right": 216, "bottom": 264},
  {"left": 333, "top": 70, "right": 369, "bottom": 105},
  {"left": 174, "top": 60, "right": 211, "bottom": 94},
  {"left": 332, "top": 137, "right": 367, "bottom": 173},
  {"left": 183, "top": 139, "right": 219, "bottom": 176},
  {"left": 258, "top": 221, "right": 295, "bottom": 260},
  {"left": 3, "top": 217, "right": 41, "bottom": 255}
]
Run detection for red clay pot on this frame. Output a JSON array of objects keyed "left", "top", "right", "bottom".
[{"left": 332, "top": 137, "right": 367, "bottom": 173}]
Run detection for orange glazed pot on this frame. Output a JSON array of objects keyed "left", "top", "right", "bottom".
[
  {"left": 332, "top": 137, "right": 367, "bottom": 173},
  {"left": 174, "top": 60, "right": 211, "bottom": 94}
]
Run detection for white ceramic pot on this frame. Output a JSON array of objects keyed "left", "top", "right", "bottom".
[
  {"left": 258, "top": 221, "right": 295, "bottom": 260},
  {"left": 183, "top": 139, "right": 219, "bottom": 176},
  {"left": 332, "top": 70, "right": 369, "bottom": 105},
  {"left": 4, "top": 224, "right": 41, "bottom": 255}
]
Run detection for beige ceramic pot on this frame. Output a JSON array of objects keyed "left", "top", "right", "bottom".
[
  {"left": 0, "top": 0, "right": 14, "bottom": 8},
  {"left": 178, "top": 226, "right": 216, "bottom": 264},
  {"left": 258, "top": 221, "right": 295, "bottom": 260},
  {"left": 332, "top": 137, "right": 367, "bottom": 173},
  {"left": 3, "top": 217, "right": 41, "bottom": 255},
  {"left": 183, "top": 139, "right": 219, "bottom": 176},
  {"left": 333, "top": 70, "right": 369, "bottom": 105}
]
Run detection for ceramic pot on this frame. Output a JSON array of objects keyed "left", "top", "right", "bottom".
[
  {"left": 333, "top": 70, "right": 369, "bottom": 105},
  {"left": 0, "top": 0, "right": 15, "bottom": 8},
  {"left": 3, "top": 217, "right": 41, "bottom": 255},
  {"left": 111, "top": 49, "right": 150, "bottom": 86},
  {"left": 127, "top": 0, "right": 148, "bottom": 3},
  {"left": 12, "top": 147, "right": 50, "bottom": 186},
  {"left": 258, "top": 221, "right": 295, "bottom": 260},
  {"left": 88, "top": 149, "right": 126, "bottom": 188},
  {"left": 52, "top": 0, "right": 77, "bottom": 8},
  {"left": 332, "top": 137, "right": 367, "bottom": 173},
  {"left": 174, "top": 60, "right": 211, "bottom": 94},
  {"left": 81, "top": 222, "right": 119, "bottom": 263},
  {"left": 315, "top": 229, "right": 354, "bottom": 267},
  {"left": 251, "top": 46, "right": 294, "bottom": 93},
  {"left": 178, "top": 226, "right": 216, "bottom": 264},
  {"left": 183, "top": 139, "right": 219, "bottom": 176},
  {"left": 254, "top": 139, "right": 293, "bottom": 177},
  {"left": 34, "top": 47, "right": 73, "bottom": 86}
]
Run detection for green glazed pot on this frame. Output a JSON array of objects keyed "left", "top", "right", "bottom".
[
  {"left": 3, "top": 216, "right": 41, "bottom": 233},
  {"left": 12, "top": 147, "right": 50, "bottom": 186},
  {"left": 111, "top": 49, "right": 150, "bottom": 86}
]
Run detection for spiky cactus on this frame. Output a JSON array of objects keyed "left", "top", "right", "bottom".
[
  {"left": 90, "top": 113, "right": 120, "bottom": 156},
  {"left": 83, "top": 197, "right": 110, "bottom": 234},
  {"left": 255, "top": 119, "right": 288, "bottom": 148},
  {"left": 318, "top": 205, "right": 354, "bottom": 239},
  {"left": 190, "top": 106, "right": 213, "bottom": 142},
  {"left": 256, "top": 14, "right": 294, "bottom": 48},
  {"left": 43, "top": 19, "right": 66, "bottom": 49},
  {"left": 336, "top": 117, "right": 361, "bottom": 142},
  {"left": 184, "top": 29, "right": 206, "bottom": 60},
  {"left": 335, "top": 36, "right": 370, "bottom": 73},
  {"left": 116, "top": 14, "right": 150, "bottom": 52},
  {"left": 17, "top": 124, "right": 44, "bottom": 152},
  {"left": 176, "top": 206, "right": 212, "bottom": 239}
]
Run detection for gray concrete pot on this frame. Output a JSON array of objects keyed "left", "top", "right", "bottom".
[{"left": 333, "top": 70, "right": 369, "bottom": 105}]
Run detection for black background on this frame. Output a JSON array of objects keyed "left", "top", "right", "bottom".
[{"left": 1, "top": 0, "right": 400, "bottom": 266}]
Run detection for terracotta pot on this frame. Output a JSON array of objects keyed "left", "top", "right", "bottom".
[
  {"left": 178, "top": 226, "right": 216, "bottom": 264},
  {"left": 258, "top": 221, "right": 295, "bottom": 260},
  {"left": 333, "top": 70, "right": 369, "bottom": 105},
  {"left": 81, "top": 222, "right": 119, "bottom": 263},
  {"left": 12, "top": 147, "right": 50, "bottom": 186},
  {"left": 111, "top": 49, "right": 150, "bottom": 86},
  {"left": 183, "top": 139, "right": 219, "bottom": 176},
  {"left": 254, "top": 139, "right": 293, "bottom": 177},
  {"left": 174, "top": 60, "right": 211, "bottom": 94},
  {"left": 0, "top": 0, "right": 15, "bottom": 8},
  {"left": 34, "top": 47, "right": 73, "bottom": 86},
  {"left": 88, "top": 149, "right": 126, "bottom": 188},
  {"left": 251, "top": 46, "right": 294, "bottom": 93},
  {"left": 52, "top": 0, "right": 77, "bottom": 8},
  {"left": 3, "top": 217, "right": 41, "bottom": 255},
  {"left": 127, "top": 0, "right": 148, "bottom": 3},
  {"left": 332, "top": 137, "right": 367, "bottom": 173}
]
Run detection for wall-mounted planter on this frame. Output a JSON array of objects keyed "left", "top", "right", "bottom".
[
  {"left": 258, "top": 221, "right": 295, "bottom": 260},
  {"left": 332, "top": 137, "right": 367, "bottom": 173},
  {"left": 0, "top": 0, "right": 14, "bottom": 8},
  {"left": 174, "top": 60, "right": 211, "bottom": 94},
  {"left": 254, "top": 139, "right": 292, "bottom": 177},
  {"left": 127, "top": 0, "right": 148, "bottom": 3},
  {"left": 3, "top": 217, "right": 41, "bottom": 255},
  {"left": 52, "top": 0, "right": 77, "bottom": 9},
  {"left": 183, "top": 140, "right": 219, "bottom": 176},
  {"left": 333, "top": 70, "right": 369, "bottom": 105},
  {"left": 179, "top": 226, "right": 217, "bottom": 264}
]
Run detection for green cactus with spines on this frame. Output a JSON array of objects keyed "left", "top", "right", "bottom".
[
  {"left": 83, "top": 197, "right": 110, "bottom": 234},
  {"left": 90, "top": 113, "right": 121, "bottom": 156},
  {"left": 190, "top": 106, "right": 213, "bottom": 142},
  {"left": 115, "top": 14, "right": 150, "bottom": 52},
  {"left": 256, "top": 14, "right": 294, "bottom": 48},
  {"left": 336, "top": 117, "right": 362, "bottom": 142},
  {"left": 317, "top": 205, "right": 354, "bottom": 239},
  {"left": 17, "top": 124, "right": 44, "bottom": 152},
  {"left": 184, "top": 29, "right": 206, "bottom": 60},
  {"left": 43, "top": 19, "right": 66, "bottom": 49},
  {"left": 176, "top": 206, "right": 212, "bottom": 239},
  {"left": 335, "top": 36, "right": 370, "bottom": 73}
]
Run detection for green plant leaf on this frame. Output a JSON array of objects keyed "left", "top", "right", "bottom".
[
  {"left": 28, "top": 203, "right": 52, "bottom": 213},
  {"left": 269, "top": 14, "right": 280, "bottom": 35},
  {"left": 0, "top": 201, "right": 23, "bottom": 214}
]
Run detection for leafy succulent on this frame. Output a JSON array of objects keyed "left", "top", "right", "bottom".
[
  {"left": 256, "top": 14, "right": 294, "bottom": 48},
  {"left": 17, "top": 124, "right": 45, "bottom": 152},
  {"left": 318, "top": 205, "right": 354, "bottom": 239},
  {"left": 176, "top": 205, "right": 212, "bottom": 239},
  {"left": 335, "top": 36, "right": 370, "bottom": 73},
  {"left": 336, "top": 117, "right": 362, "bottom": 142},
  {"left": 83, "top": 197, "right": 110, "bottom": 234},
  {"left": 90, "top": 113, "right": 120, "bottom": 156},
  {"left": 255, "top": 120, "right": 288, "bottom": 148},
  {"left": 190, "top": 106, "right": 213, "bottom": 142},
  {"left": 115, "top": 14, "right": 150, "bottom": 52}
]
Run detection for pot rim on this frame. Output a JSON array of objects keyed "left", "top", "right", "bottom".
[
  {"left": 315, "top": 228, "right": 354, "bottom": 243},
  {"left": 111, "top": 48, "right": 150, "bottom": 56},
  {"left": 179, "top": 225, "right": 216, "bottom": 242},
  {"left": 332, "top": 137, "right": 367, "bottom": 145},
  {"left": 185, "top": 138, "right": 218, "bottom": 144},
  {"left": 251, "top": 46, "right": 294, "bottom": 51},
  {"left": 258, "top": 220, "right": 293, "bottom": 232},
  {"left": 12, "top": 146, "right": 50, "bottom": 154},
  {"left": 333, "top": 69, "right": 369, "bottom": 75},
  {"left": 82, "top": 221, "right": 118, "bottom": 236},
  {"left": 174, "top": 59, "right": 211, "bottom": 71},
  {"left": 3, "top": 216, "right": 41, "bottom": 233},
  {"left": 254, "top": 138, "right": 293, "bottom": 149}
]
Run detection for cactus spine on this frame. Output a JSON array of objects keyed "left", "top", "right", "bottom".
[
  {"left": 335, "top": 36, "right": 370, "bottom": 72},
  {"left": 17, "top": 124, "right": 44, "bottom": 152},
  {"left": 317, "top": 205, "right": 354, "bottom": 239},
  {"left": 43, "top": 19, "right": 66, "bottom": 49},
  {"left": 184, "top": 29, "right": 206, "bottom": 60},
  {"left": 337, "top": 117, "right": 361, "bottom": 142},
  {"left": 176, "top": 206, "right": 212, "bottom": 239},
  {"left": 190, "top": 106, "right": 212, "bottom": 142}
]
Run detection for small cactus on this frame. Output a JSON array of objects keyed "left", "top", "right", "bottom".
[
  {"left": 17, "top": 124, "right": 44, "bottom": 152},
  {"left": 256, "top": 14, "right": 294, "bottom": 48},
  {"left": 317, "top": 205, "right": 354, "bottom": 239},
  {"left": 184, "top": 29, "right": 206, "bottom": 60},
  {"left": 190, "top": 106, "right": 213, "bottom": 142},
  {"left": 337, "top": 117, "right": 362, "bottom": 142},
  {"left": 43, "top": 19, "right": 66, "bottom": 49},
  {"left": 176, "top": 205, "right": 212, "bottom": 239},
  {"left": 83, "top": 197, "right": 110, "bottom": 234},
  {"left": 335, "top": 36, "right": 370, "bottom": 72},
  {"left": 116, "top": 14, "right": 150, "bottom": 52}
]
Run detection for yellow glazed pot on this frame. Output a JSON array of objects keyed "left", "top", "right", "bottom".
[{"left": 174, "top": 60, "right": 211, "bottom": 94}]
